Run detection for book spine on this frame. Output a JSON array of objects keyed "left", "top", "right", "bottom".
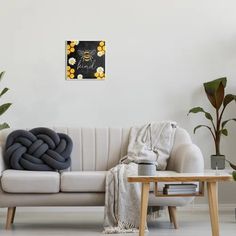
[
  {"left": 165, "top": 185, "right": 197, "bottom": 189},
  {"left": 163, "top": 188, "right": 197, "bottom": 195}
]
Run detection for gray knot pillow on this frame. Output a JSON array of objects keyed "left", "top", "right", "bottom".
[{"left": 4, "top": 127, "right": 73, "bottom": 171}]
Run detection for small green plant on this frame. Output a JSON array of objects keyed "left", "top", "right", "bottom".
[
  {"left": 0, "top": 71, "right": 12, "bottom": 130},
  {"left": 188, "top": 77, "right": 236, "bottom": 155}
]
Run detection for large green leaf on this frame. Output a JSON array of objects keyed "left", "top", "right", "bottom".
[
  {"left": 193, "top": 125, "right": 213, "bottom": 134},
  {"left": 0, "top": 122, "right": 10, "bottom": 131},
  {"left": 188, "top": 106, "right": 213, "bottom": 121},
  {"left": 222, "top": 118, "right": 236, "bottom": 129},
  {"left": 223, "top": 94, "right": 236, "bottom": 107},
  {"left": 203, "top": 77, "right": 226, "bottom": 109},
  {"left": 0, "top": 71, "right": 5, "bottom": 81},
  {"left": 226, "top": 160, "right": 236, "bottom": 171},
  {"left": 0, "top": 103, "right": 12, "bottom": 116},
  {"left": 0, "top": 88, "right": 9, "bottom": 98}
]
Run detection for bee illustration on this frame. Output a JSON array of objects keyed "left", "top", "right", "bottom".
[
  {"left": 77, "top": 49, "right": 96, "bottom": 71},
  {"left": 78, "top": 49, "right": 96, "bottom": 62}
]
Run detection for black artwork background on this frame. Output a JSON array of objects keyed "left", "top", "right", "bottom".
[{"left": 66, "top": 41, "right": 105, "bottom": 79}]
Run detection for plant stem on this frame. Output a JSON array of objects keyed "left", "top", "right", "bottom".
[
  {"left": 215, "top": 108, "right": 221, "bottom": 155},
  {"left": 215, "top": 134, "right": 220, "bottom": 155},
  {"left": 219, "top": 105, "right": 226, "bottom": 125}
]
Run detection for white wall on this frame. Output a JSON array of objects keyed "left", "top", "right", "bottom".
[{"left": 0, "top": 0, "right": 236, "bottom": 204}]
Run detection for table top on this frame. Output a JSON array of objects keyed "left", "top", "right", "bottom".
[{"left": 128, "top": 171, "right": 233, "bottom": 183}]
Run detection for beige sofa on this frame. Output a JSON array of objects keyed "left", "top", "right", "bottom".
[{"left": 0, "top": 126, "right": 204, "bottom": 229}]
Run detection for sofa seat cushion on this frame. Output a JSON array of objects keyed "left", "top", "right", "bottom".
[
  {"left": 61, "top": 171, "right": 107, "bottom": 192},
  {"left": 1, "top": 170, "right": 60, "bottom": 193},
  {"left": 61, "top": 171, "right": 183, "bottom": 193},
  {"left": 60, "top": 170, "right": 181, "bottom": 193}
]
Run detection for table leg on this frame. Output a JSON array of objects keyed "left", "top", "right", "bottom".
[
  {"left": 207, "top": 181, "right": 219, "bottom": 236},
  {"left": 139, "top": 182, "right": 150, "bottom": 236}
]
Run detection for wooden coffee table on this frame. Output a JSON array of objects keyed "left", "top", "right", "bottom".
[{"left": 128, "top": 172, "right": 233, "bottom": 236}]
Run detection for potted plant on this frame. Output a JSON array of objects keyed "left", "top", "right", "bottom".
[
  {"left": 188, "top": 77, "right": 236, "bottom": 169},
  {"left": 0, "top": 71, "right": 12, "bottom": 131}
]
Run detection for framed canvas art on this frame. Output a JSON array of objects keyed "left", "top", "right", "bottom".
[{"left": 66, "top": 40, "right": 106, "bottom": 80}]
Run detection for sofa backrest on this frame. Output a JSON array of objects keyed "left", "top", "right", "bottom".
[
  {"left": 55, "top": 127, "right": 131, "bottom": 171},
  {"left": 0, "top": 126, "right": 192, "bottom": 171}
]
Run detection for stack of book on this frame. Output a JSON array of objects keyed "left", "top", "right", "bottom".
[{"left": 163, "top": 183, "right": 197, "bottom": 195}]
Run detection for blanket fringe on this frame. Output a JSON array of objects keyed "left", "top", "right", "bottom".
[
  {"left": 147, "top": 206, "right": 164, "bottom": 220},
  {"left": 147, "top": 210, "right": 161, "bottom": 220},
  {"left": 103, "top": 221, "right": 145, "bottom": 234},
  {"left": 103, "top": 209, "right": 162, "bottom": 233}
]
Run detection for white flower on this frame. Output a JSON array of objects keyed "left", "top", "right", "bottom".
[
  {"left": 68, "top": 57, "right": 76, "bottom": 65},
  {"left": 96, "top": 67, "right": 104, "bottom": 73},
  {"left": 97, "top": 51, "right": 104, "bottom": 57},
  {"left": 74, "top": 40, "right": 79, "bottom": 45},
  {"left": 77, "top": 74, "right": 83, "bottom": 79}
]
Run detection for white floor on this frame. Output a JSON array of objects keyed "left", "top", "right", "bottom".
[{"left": 0, "top": 207, "right": 235, "bottom": 236}]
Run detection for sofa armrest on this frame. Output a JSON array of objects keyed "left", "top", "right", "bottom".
[
  {"left": 167, "top": 143, "right": 204, "bottom": 173},
  {"left": 0, "top": 146, "right": 6, "bottom": 176}
]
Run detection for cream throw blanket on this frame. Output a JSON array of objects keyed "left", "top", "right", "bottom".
[{"left": 103, "top": 121, "right": 177, "bottom": 233}]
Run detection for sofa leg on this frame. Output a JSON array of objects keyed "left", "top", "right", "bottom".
[
  {"left": 168, "top": 206, "right": 178, "bottom": 229},
  {"left": 11, "top": 207, "right": 16, "bottom": 224},
  {"left": 5, "top": 207, "right": 16, "bottom": 230},
  {"left": 168, "top": 206, "right": 173, "bottom": 223}
]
